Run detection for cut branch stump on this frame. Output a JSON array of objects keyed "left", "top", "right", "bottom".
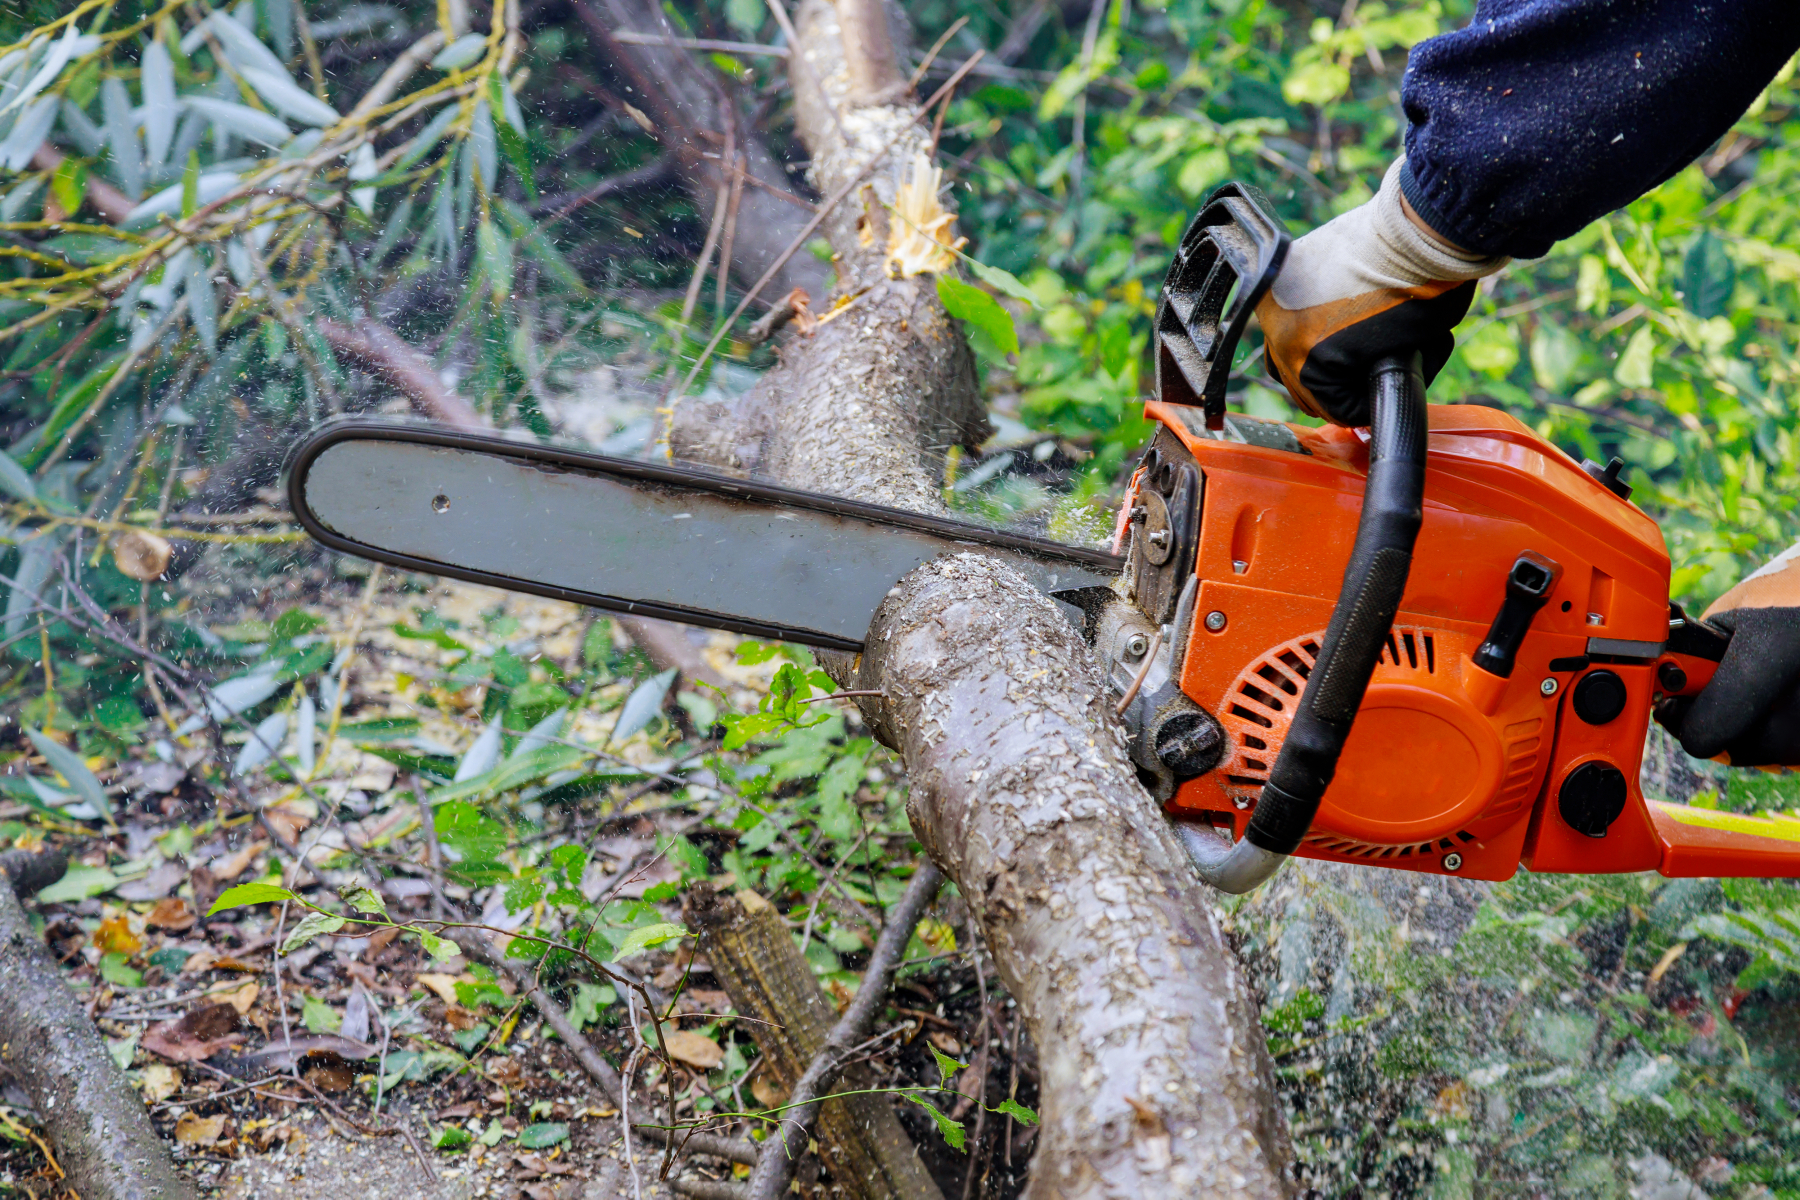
[{"left": 688, "top": 887, "right": 943, "bottom": 1200}]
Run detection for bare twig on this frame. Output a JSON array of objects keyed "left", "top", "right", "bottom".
[
  {"left": 740, "top": 863, "right": 943, "bottom": 1200},
  {"left": 610, "top": 31, "right": 788, "bottom": 56},
  {"left": 315, "top": 317, "right": 485, "bottom": 429},
  {"left": 532, "top": 154, "right": 677, "bottom": 221}
]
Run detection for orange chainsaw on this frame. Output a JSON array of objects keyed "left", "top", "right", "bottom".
[{"left": 287, "top": 184, "right": 1800, "bottom": 893}]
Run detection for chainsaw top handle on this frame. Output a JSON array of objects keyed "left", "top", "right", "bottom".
[{"left": 1181, "top": 352, "right": 1429, "bottom": 893}]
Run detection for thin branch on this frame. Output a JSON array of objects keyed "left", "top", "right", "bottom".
[
  {"left": 531, "top": 154, "right": 678, "bottom": 221},
  {"left": 610, "top": 31, "right": 788, "bottom": 56}
]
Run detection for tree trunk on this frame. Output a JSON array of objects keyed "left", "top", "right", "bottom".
[
  {"left": 574, "top": 0, "right": 829, "bottom": 302},
  {"left": 669, "top": 1, "right": 1298, "bottom": 1195}
]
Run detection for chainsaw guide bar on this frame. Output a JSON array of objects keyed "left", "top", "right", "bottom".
[{"left": 288, "top": 422, "right": 1124, "bottom": 652}]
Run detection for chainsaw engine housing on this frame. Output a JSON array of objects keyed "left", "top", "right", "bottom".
[{"left": 1114, "top": 401, "right": 1778, "bottom": 881}]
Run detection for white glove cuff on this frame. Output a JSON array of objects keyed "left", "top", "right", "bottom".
[
  {"left": 1272, "top": 160, "right": 1509, "bottom": 309},
  {"left": 1368, "top": 159, "right": 1509, "bottom": 285}
]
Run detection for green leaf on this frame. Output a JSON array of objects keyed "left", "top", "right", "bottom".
[
  {"left": 37, "top": 865, "right": 119, "bottom": 904},
  {"left": 302, "top": 994, "right": 342, "bottom": 1033},
  {"left": 209, "top": 882, "right": 299, "bottom": 914},
  {"left": 993, "top": 1098, "right": 1037, "bottom": 1125},
  {"left": 107, "top": 1033, "right": 138, "bottom": 1071},
  {"left": 1614, "top": 325, "right": 1656, "bottom": 389},
  {"left": 282, "top": 910, "right": 347, "bottom": 954},
  {"left": 338, "top": 883, "right": 387, "bottom": 916},
  {"left": 966, "top": 259, "right": 1040, "bottom": 308},
  {"left": 936, "top": 274, "right": 1019, "bottom": 356},
  {"left": 1282, "top": 58, "right": 1350, "bottom": 106},
  {"left": 568, "top": 981, "right": 616, "bottom": 1031},
  {"left": 517, "top": 1122, "right": 569, "bottom": 1149},
  {"left": 181, "top": 149, "right": 200, "bottom": 218},
  {"left": 928, "top": 1043, "right": 964, "bottom": 1083},
  {"left": 99, "top": 952, "right": 143, "bottom": 988},
  {"left": 905, "top": 1093, "right": 966, "bottom": 1152},
  {"left": 50, "top": 157, "right": 85, "bottom": 222},
  {"left": 433, "top": 1125, "right": 472, "bottom": 1151},
  {"left": 0, "top": 447, "right": 35, "bottom": 502},
  {"left": 417, "top": 930, "right": 461, "bottom": 961},
  {"left": 1682, "top": 230, "right": 1736, "bottom": 319},
  {"left": 610, "top": 921, "right": 689, "bottom": 961}
]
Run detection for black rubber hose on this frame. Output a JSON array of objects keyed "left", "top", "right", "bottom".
[{"left": 1243, "top": 352, "right": 1428, "bottom": 856}]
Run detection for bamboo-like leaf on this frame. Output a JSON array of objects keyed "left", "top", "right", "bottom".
[
  {"left": 431, "top": 32, "right": 487, "bottom": 71},
  {"left": 0, "top": 177, "right": 40, "bottom": 220},
  {"left": 0, "top": 448, "right": 35, "bottom": 503},
  {"left": 509, "top": 708, "right": 566, "bottom": 760},
  {"left": 282, "top": 909, "right": 346, "bottom": 954},
  {"left": 241, "top": 66, "right": 338, "bottom": 128},
  {"left": 3, "top": 25, "right": 94, "bottom": 118},
  {"left": 233, "top": 711, "right": 289, "bottom": 775},
  {"left": 264, "top": 0, "right": 295, "bottom": 60},
  {"left": 348, "top": 141, "right": 376, "bottom": 215},
  {"left": 295, "top": 690, "right": 316, "bottom": 774},
  {"left": 57, "top": 98, "right": 102, "bottom": 156},
  {"left": 453, "top": 719, "right": 503, "bottom": 782},
  {"left": 3, "top": 533, "right": 57, "bottom": 638},
  {"left": 183, "top": 96, "right": 291, "bottom": 148},
  {"left": 141, "top": 40, "right": 176, "bottom": 164},
  {"left": 100, "top": 77, "right": 143, "bottom": 198},
  {"left": 0, "top": 95, "right": 59, "bottom": 171},
  {"left": 469, "top": 98, "right": 497, "bottom": 193},
  {"left": 26, "top": 728, "right": 109, "bottom": 820},
  {"left": 188, "top": 256, "right": 218, "bottom": 354},
  {"left": 125, "top": 171, "right": 240, "bottom": 225},
  {"left": 610, "top": 668, "right": 677, "bottom": 745},
  {"left": 190, "top": 13, "right": 289, "bottom": 81}
]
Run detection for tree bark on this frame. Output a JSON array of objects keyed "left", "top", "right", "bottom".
[
  {"left": 689, "top": 887, "right": 944, "bottom": 1200},
  {"left": 669, "top": 2, "right": 1298, "bottom": 1196},
  {"left": 573, "top": 0, "right": 829, "bottom": 302},
  {"left": 0, "top": 853, "right": 198, "bottom": 1200}
]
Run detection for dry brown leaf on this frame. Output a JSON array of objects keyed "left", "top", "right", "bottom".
[
  {"left": 93, "top": 913, "right": 142, "bottom": 956},
  {"left": 304, "top": 1061, "right": 355, "bottom": 1092},
  {"left": 220, "top": 980, "right": 259, "bottom": 1015},
  {"left": 927, "top": 1030, "right": 962, "bottom": 1056},
  {"left": 750, "top": 1075, "right": 787, "bottom": 1108},
  {"left": 416, "top": 972, "right": 464, "bottom": 1005},
  {"left": 174, "top": 1113, "right": 227, "bottom": 1146},
  {"left": 114, "top": 531, "right": 173, "bottom": 582},
  {"left": 209, "top": 840, "right": 268, "bottom": 881},
  {"left": 143, "top": 1002, "right": 244, "bottom": 1063},
  {"left": 180, "top": 950, "right": 219, "bottom": 974},
  {"left": 261, "top": 804, "right": 310, "bottom": 843},
  {"left": 443, "top": 1005, "right": 479, "bottom": 1031},
  {"left": 663, "top": 1030, "right": 724, "bottom": 1071},
  {"left": 146, "top": 896, "right": 196, "bottom": 932},
  {"left": 139, "top": 1062, "right": 182, "bottom": 1103}
]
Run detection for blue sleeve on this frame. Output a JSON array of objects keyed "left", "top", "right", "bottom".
[{"left": 1398, "top": 0, "right": 1800, "bottom": 259}]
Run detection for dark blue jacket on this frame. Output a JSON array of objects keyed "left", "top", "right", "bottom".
[{"left": 1399, "top": 0, "right": 1800, "bottom": 259}]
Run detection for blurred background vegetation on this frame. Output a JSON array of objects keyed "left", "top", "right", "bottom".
[{"left": 0, "top": 0, "right": 1797, "bottom": 1195}]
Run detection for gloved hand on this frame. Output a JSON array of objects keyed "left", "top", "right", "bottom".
[
  {"left": 1256, "top": 159, "right": 1508, "bottom": 426},
  {"left": 1657, "top": 542, "right": 1800, "bottom": 767}
]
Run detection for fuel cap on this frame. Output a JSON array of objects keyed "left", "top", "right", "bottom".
[{"left": 1559, "top": 761, "right": 1627, "bottom": 837}]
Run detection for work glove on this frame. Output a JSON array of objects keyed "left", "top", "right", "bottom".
[
  {"left": 1256, "top": 159, "right": 1508, "bottom": 426},
  {"left": 1657, "top": 541, "right": 1800, "bottom": 767}
]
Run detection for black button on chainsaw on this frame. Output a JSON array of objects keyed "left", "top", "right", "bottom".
[
  {"left": 1581, "top": 456, "right": 1632, "bottom": 500},
  {"left": 1572, "top": 669, "right": 1627, "bottom": 725},
  {"left": 1658, "top": 661, "right": 1688, "bottom": 693},
  {"left": 1559, "top": 762, "right": 1627, "bottom": 838}
]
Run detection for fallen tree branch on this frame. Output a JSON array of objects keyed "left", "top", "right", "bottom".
[
  {"left": 741, "top": 863, "right": 944, "bottom": 1200},
  {"left": 690, "top": 885, "right": 943, "bottom": 1200},
  {"left": 531, "top": 154, "right": 677, "bottom": 220},
  {"left": 315, "top": 318, "right": 486, "bottom": 429},
  {"left": 0, "top": 850, "right": 200, "bottom": 1200}
]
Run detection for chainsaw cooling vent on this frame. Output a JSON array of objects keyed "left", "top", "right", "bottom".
[
  {"left": 1303, "top": 829, "right": 1478, "bottom": 860},
  {"left": 1216, "top": 628, "right": 1440, "bottom": 808}
]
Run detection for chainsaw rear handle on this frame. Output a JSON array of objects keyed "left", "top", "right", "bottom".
[{"left": 1181, "top": 352, "right": 1429, "bottom": 893}]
